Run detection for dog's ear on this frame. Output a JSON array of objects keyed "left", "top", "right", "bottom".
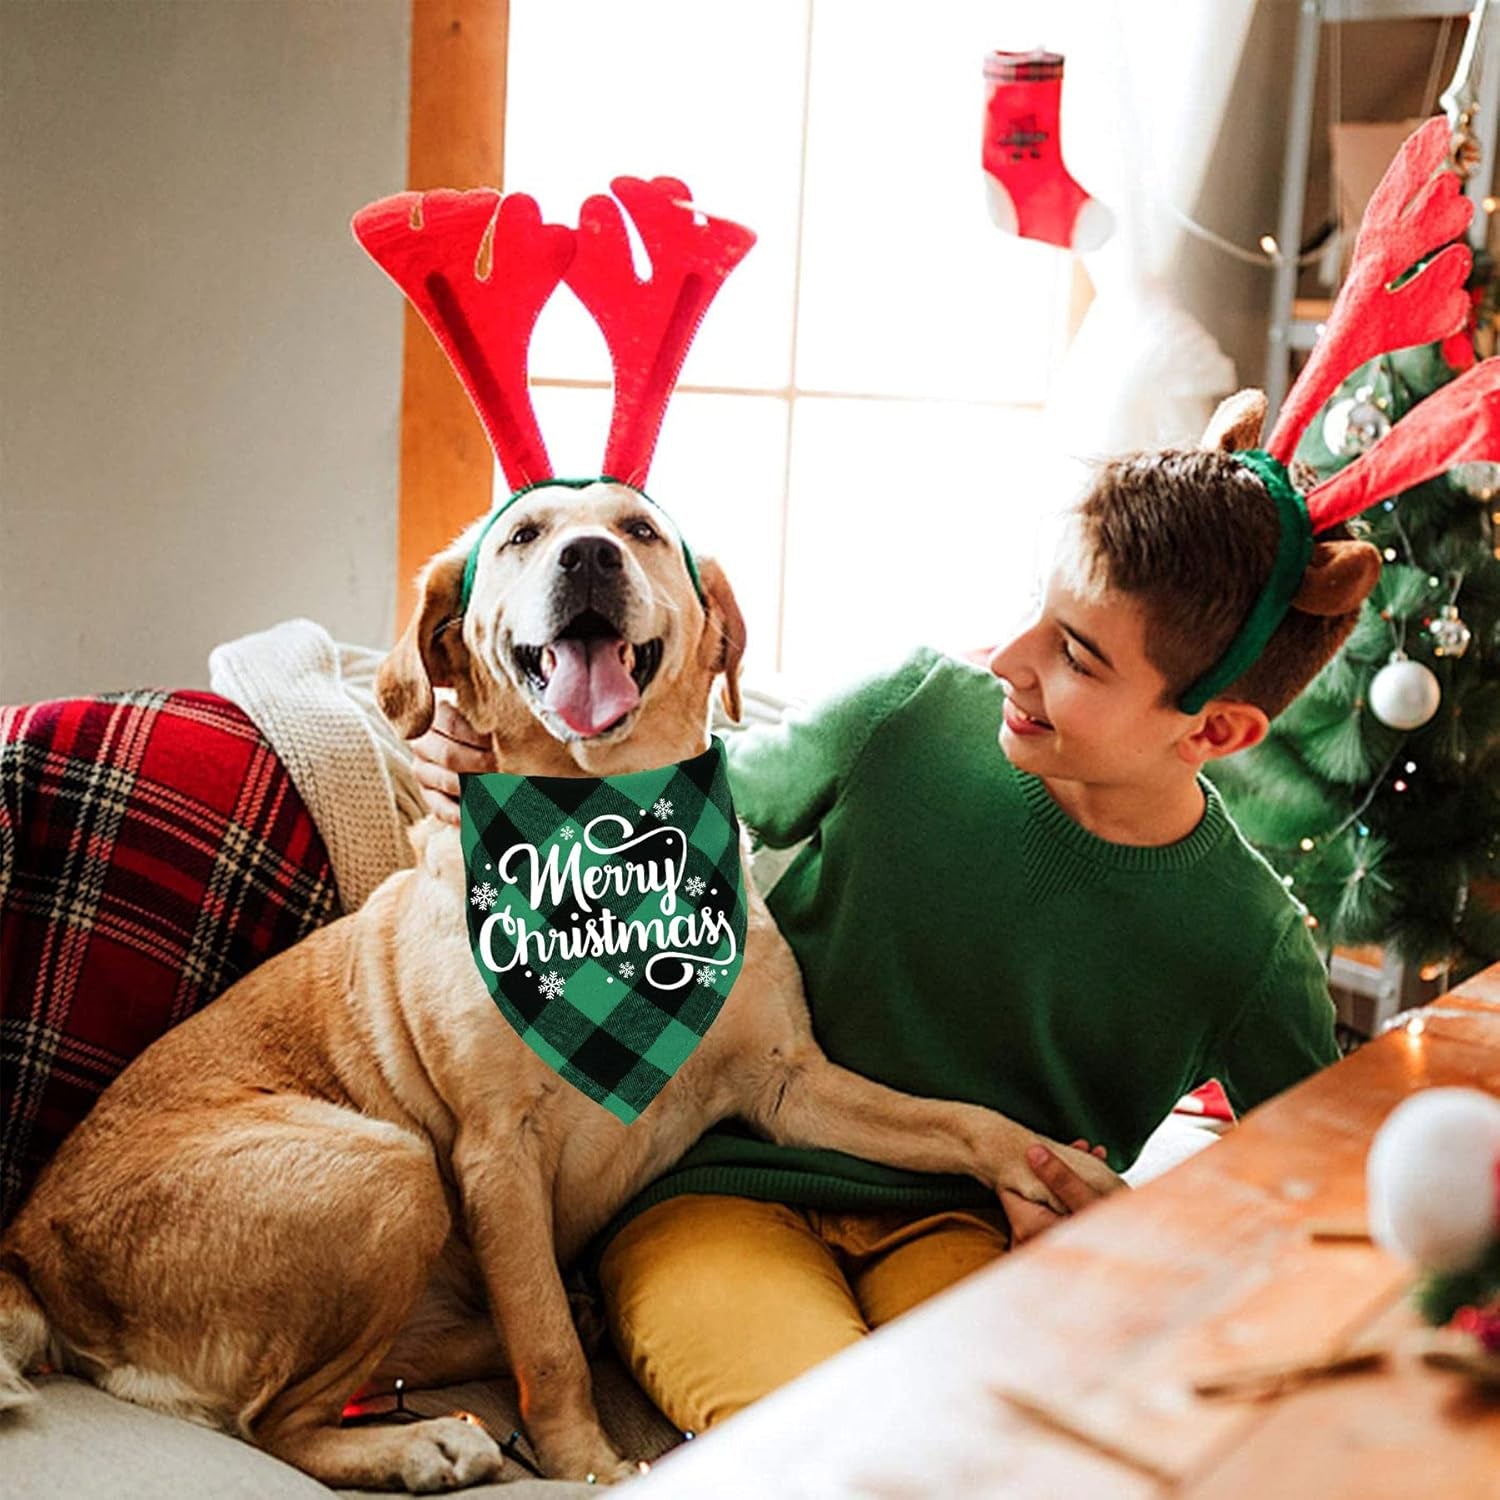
[
  {"left": 376, "top": 548, "right": 470, "bottom": 740},
  {"left": 1201, "top": 389, "right": 1267, "bottom": 453},
  {"left": 1291, "top": 538, "right": 1383, "bottom": 617},
  {"left": 695, "top": 556, "right": 746, "bottom": 724}
]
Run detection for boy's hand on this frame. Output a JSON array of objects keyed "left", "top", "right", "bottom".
[
  {"left": 999, "top": 1141, "right": 1121, "bottom": 1246},
  {"left": 408, "top": 702, "right": 497, "bottom": 824}
]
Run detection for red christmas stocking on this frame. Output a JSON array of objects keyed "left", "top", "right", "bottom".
[{"left": 982, "top": 50, "right": 1113, "bottom": 253}]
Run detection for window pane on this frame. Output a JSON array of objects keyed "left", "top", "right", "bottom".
[
  {"left": 505, "top": 0, "right": 807, "bottom": 391},
  {"left": 795, "top": 0, "right": 1068, "bottom": 401},
  {"left": 518, "top": 387, "right": 787, "bottom": 676},
  {"left": 782, "top": 397, "right": 1050, "bottom": 687}
]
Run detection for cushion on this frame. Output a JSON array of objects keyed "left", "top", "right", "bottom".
[{"left": 0, "top": 690, "right": 341, "bottom": 1225}]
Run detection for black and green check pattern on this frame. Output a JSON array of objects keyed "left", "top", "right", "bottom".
[{"left": 460, "top": 738, "right": 746, "bottom": 1123}]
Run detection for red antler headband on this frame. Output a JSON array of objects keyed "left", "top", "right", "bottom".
[
  {"left": 350, "top": 176, "right": 756, "bottom": 613},
  {"left": 1180, "top": 116, "right": 1500, "bottom": 713}
]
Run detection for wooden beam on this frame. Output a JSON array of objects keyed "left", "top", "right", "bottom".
[{"left": 395, "top": 0, "right": 508, "bottom": 631}]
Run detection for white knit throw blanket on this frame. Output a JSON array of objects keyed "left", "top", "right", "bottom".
[{"left": 208, "top": 619, "right": 425, "bottom": 913}]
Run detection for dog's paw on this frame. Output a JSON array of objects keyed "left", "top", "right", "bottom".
[
  {"left": 538, "top": 1434, "right": 642, "bottom": 1486},
  {"left": 988, "top": 1130, "right": 1123, "bottom": 1211},
  {"left": 398, "top": 1416, "right": 504, "bottom": 1493},
  {"left": 1053, "top": 1139, "right": 1126, "bottom": 1197}
]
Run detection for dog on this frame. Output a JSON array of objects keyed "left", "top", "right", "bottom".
[{"left": 0, "top": 482, "right": 1121, "bottom": 1489}]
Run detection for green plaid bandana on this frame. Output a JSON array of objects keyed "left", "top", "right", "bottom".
[{"left": 460, "top": 738, "right": 746, "bottom": 1123}]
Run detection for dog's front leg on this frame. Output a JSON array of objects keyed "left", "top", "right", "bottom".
[
  {"left": 748, "top": 1049, "right": 1122, "bottom": 1209},
  {"left": 450, "top": 1132, "right": 637, "bottom": 1484}
]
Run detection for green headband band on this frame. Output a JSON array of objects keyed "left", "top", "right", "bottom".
[
  {"left": 458, "top": 477, "right": 706, "bottom": 616},
  {"left": 1176, "top": 449, "right": 1314, "bottom": 715}
]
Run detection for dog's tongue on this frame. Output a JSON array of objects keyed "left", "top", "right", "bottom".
[{"left": 544, "top": 638, "right": 640, "bottom": 736}]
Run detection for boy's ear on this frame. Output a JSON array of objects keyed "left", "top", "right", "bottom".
[
  {"left": 695, "top": 555, "right": 746, "bottom": 723},
  {"left": 1201, "top": 389, "right": 1268, "bottom": 453},
  {"left": 376, "top": 549, "right": 470, "bottom": 740},
  {"left": 1291, "top": 539, "right": 1382, "bottom": 617},
  {"left": 1178, "top": 699, "right": 1269, "bottom": 768}
]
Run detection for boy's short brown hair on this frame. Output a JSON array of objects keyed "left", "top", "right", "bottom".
[{"left": 1076, "top": 447, "right": 1373, "bottom": 719}]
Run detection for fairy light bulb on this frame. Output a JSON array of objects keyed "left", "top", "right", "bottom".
[{"left": 1299, "top": 837, "right": 1315, "bottom": 851}]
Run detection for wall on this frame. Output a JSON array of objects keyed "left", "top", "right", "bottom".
[
  {"left": 1179, "top": 4, "right": 1482, "bottom": 398},
  {"left": 0, "top": 0, "right": 411, "bottom": 701}
]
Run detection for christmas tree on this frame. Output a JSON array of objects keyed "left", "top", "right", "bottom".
[{"left": 1208, "top": 268, "right": 1500, "bottom": 977}]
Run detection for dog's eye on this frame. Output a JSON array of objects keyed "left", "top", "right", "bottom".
[
  {"left": 626, "top": 520, "right": 659, "bottom": 543},
  {"left": 509, "top": 524, "right": 540, "bottom": 547}
]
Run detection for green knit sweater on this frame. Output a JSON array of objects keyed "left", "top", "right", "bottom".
[{"left": 601, "top": 648, "right": 1339, "bottom": 1239}]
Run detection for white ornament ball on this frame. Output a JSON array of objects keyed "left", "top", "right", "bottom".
[
  {"left": 1368, "top": 653, "right": 1441, "bottom": 730},
  {"left": 1367, "top": 1087, "right": 1500, "bottom": 1272}
]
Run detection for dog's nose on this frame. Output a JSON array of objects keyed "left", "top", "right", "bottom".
[{"left": 558, "top": 539, "right": 623, "bottom": 577}]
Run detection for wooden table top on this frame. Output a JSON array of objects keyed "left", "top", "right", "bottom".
[{"left": 628, "top": 968, "right": 1500, "bottom": 1500}]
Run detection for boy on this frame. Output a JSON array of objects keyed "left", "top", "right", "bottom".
[{"left": 412, "top": 424, "right": 1378, "bottom": 1437}]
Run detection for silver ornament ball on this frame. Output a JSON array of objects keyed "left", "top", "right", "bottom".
[
  {"left": 1429, "top": 604, "right": 1472, "bottom": 659},
  {"left": 1368, "top": 653, "right": 1441, "bottom": 730},
  {"left": 1322, "top": 395, "right": 1391, "bottom": 457},
  {"left": 1449, "top": 461, "right": 1500, "bottom": 501}
]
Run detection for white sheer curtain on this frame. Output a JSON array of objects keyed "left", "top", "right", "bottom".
[
  {"left": 503, "top": 1, "right": 1257, "bottom": 683},
  {"left": 1033, "top": 1, "right": 1256, "bottom": 526}
]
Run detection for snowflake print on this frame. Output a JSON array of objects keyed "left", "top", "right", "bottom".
[
  {"left": 618, "top": 961, "right": 636, "bottom": 980},
  {"left": 695, "top": 964, "right": 718, "bottom": 987},
  {"left": 684, "top": 875, "right": 706, "bottom": 898},
  {"left": 538, "top": 970, "right": 566, "bottom": 1001},
  {"left": 469, "top": 882, "right": 497, "bottom": 911},
  {"left": 652, "top": 797, "right": 674, "bottom": 820},
  {"left": 558, "top": 825, "right": 576, "bottom": 841}
]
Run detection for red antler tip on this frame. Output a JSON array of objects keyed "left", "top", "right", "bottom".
[{"left": 352, "top": 188, "right": 574, "bottom": 491}]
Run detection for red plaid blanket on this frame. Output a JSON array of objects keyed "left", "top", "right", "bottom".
[{"left": 0, "top": 690, "right": 341, "bottom": 1225}]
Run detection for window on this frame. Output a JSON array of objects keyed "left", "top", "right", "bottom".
[{"left": 505, "top": 1, "right": 1073, "bottom": 687}]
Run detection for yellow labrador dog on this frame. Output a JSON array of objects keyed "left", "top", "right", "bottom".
[{"left": 0, "top": 483, "right": 1119, "bottom": 1489}]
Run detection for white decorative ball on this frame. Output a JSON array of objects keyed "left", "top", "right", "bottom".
[
  {"left": 1367, "top": 1088, "right": 1500, "bottom": 1272},
  {"left": 1368, "top": 653, "right": 1441, "bottom": 730}
]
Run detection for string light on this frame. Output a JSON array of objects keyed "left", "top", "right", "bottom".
[
  {"left": 1305, "top": 913, "right": 1319, "bottom": 928},
  {"left": 1299, "top": 837, "right": 1315, "bottom": 851},
  {"left": 1383, "top": 548, "right": 1399, "bottom": 562},
  {"left": 1404, "top": 761, "right": 1417, "bottom": 774},
  {"left": 1259, "top": 233, "right": 1280, "bottom": 257},
  {"left": 1394, "top": 778, "right": 1409, "bottom": 792}
]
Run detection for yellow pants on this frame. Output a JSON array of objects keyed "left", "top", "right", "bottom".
[{"left": 597, "top": 1194, "right": 1010, "bottom": 1435}]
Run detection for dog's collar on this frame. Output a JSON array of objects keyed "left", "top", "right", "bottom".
[{"left": 458, "top": 477, "right": 707, "bottom": 617}]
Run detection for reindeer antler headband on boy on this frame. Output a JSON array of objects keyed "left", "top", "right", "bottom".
[
  {"left": 350, "top": 176, "right": 756, "bottom": 614},
  {"left": 1181, "top": 116, "right": 1500, "bottom": 713}
]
